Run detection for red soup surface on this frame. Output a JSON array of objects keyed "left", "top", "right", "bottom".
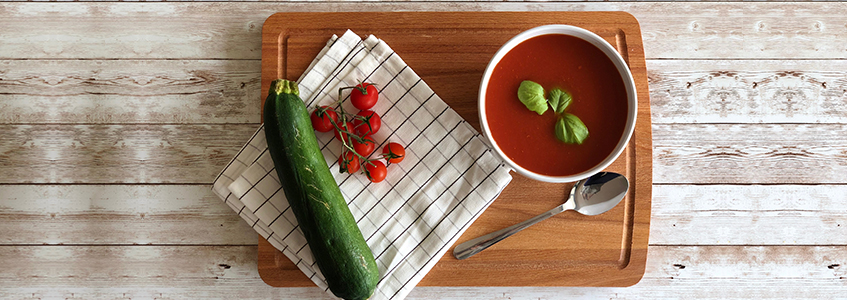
[{"left": 485, "top": 34, "right": 629, "bottom": 177}]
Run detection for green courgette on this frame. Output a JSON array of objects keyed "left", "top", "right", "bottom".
[{"left": 263, "top": 79, "right": 379, "bottom": 300}]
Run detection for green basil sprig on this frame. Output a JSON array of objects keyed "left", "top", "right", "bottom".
[{"left": 515, "top": 80, "right": 588, "bottom": 144}]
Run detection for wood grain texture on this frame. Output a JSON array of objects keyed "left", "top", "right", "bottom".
[
  {"left": 653, "top": 124, "right": 847, "bottom": 184},
  {"left": 0, "top": 245, "right": 842, "bottom": 299},
  {"left": 629, "top": 2, "right": 847, "bottom": 59},
  {"left": 0, "top": 124, "right": 255, "bottom": 184},
  {"left": 0, "top": 3, "right": 265, "bottom": 60},
  {"left": 652, "top": 185, "right": 847, "bottom": 245},
  {"left": 0, "top": 245, "right": 263, "bottom": 287},
  {"left": 259, "top": 11, "right": 651, "bottom": 288},
  {"left": 4, "top": 123, "right": 842, "bottom": 185},
  {"left": 5, "top": 59, "right": 847, "bottom": 125},
  {"left": 0, "top": 60, "right": 260, "bottom": 124},
  {"left": 0, "top": 1, "right": 844, "bottom": 299},
  {"left": 5, "top": 59, "right": 846, "bottom": 125},
  {"left": 1, "top": 184, "right": 840, "bottom": 247},
  {"left": 1, "top": 3, "right": 846, "bottom": 60},
  {"left": 649, "top": 60, "right": 847, "bottom": 124},
  {"left": 0, "top": 185, "right": 256, "bottom": 245}
]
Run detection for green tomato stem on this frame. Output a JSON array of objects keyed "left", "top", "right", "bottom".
[{"left": 319, "top": 86, "right": 381, "bottom": 173}]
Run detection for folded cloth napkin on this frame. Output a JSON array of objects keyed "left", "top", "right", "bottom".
[{"left": 212, "top": 30, "right": 512, "bottom": 300}]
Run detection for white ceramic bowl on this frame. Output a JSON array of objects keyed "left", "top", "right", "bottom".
[{"left": 478, "top": 24, "right": 638, "bottom": 183}]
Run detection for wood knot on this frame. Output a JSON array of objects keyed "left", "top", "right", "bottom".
[
  {"left": 218, "top": 264, "right": 231, "bottom": 269},
  {"left": 673, "top": 264, "right": 686, "bottom": 269},
  {"left": 689, "top": 21, "right": 700, "bottom": 31},
  {"left": 828, "top": 264, "right": 840, "bottom": 269}
]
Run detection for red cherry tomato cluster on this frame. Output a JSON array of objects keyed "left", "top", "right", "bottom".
[{"left": 309, "top": 82, "right": 406, "bottom": 183}]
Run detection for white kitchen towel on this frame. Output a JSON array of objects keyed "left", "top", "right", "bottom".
[{"left": 212, "top": 30, "right": 512, "bottom": 300}]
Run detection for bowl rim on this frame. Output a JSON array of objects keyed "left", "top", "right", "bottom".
[{"left": 477, "top": 24, "right": 638, "bottom": 183}]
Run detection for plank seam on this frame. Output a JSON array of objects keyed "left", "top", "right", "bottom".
[
  {"left": 0, "top": 183, "right": 216, "bottom": 186},
  {"left": 648, "top": 58, "right": 847, "bottom": 61},
  {"left": 653, "top": 183, "right": 847, "bottom": 186},
  {"left": 0, "top": 123, "right": 262, "bottom": 126},
  {"left": 653, "top": 123, "right": 847, "bottom": 126},
  {"left": 648, "top": 244, "right": 847, "bottom": 247},
  {"left": 0, "top": 58, "right": 261, "bottom": 61},
  {"left": 0, "top": 244, "right": 258, "bottom": 247}
]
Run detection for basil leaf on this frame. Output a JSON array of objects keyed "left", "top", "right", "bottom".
[
  {"left": 517, "top": 80, "right": 548, "bottom": 115},
  {"left": 554, "top": 117, "right": 570, "bottom": 144},
  {"left": 548, "top": 89, "right": 561, "bottom": 112},
  {"left": 565, "top": 113, "right": 589, "bottom": 144},
  {"left": 555, "top": 113, "right": 589, "bottom": 144},
  {"left": 549, "top": 88, "right": 572, "bottom": 114}
]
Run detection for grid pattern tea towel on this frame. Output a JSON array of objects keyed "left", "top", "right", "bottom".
[{"left": 212, "top": 30, "right": 512, "bottom": 300}]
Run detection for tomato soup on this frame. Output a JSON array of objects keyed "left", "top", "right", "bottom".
[{"left": 485, "top": 34, "right": 629, "bottom": 177}]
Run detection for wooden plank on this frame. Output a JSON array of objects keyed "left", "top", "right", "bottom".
[
  {"left": 2, "top": 123, "right": 842, "bottom": 184},
  {"left": 4, "top": 59, "right": 846, "bottom": 125},
  {"left": 429, "top": 246, "right": 847, "bottom": 299},
  {"left": 0, "top": 2, "right": 265, "bottom": 60},
  {"left": 0, "top": 124, "right": 256, "bottom": 184},
  {"left": 1, "top": 3, "right": 846, "bottom": 59},
  {"left": 0, "top": 245, "right": 842, "bottom": 299},
  {"left": 2, "top": 122, "right": 844, "bottom": 185},
  {"left": 0, "top": 60, "right": 261, "bottom": 124},
  {"left": 648, "top": 60, "right": 847, "bottom": 124},
  {"left": 0, "top": 184, "right": 841, "bottom": 247},
  {"left": 0, "top": 185, "right": 256, "bottom": 245},
  {"left": 652, "top": 185, "right": 847, "bottom": 245},
  {"left": 0, "top": 245, "right": 264, "bottom": 287},
  {"left": 653, "top": 124, "right": 847, "bottom": 184},
  {"left": 3, "top": 59, "right": 847, "bottom": 125},
  {"left": 629, "top": 2, "right": 847, "bottom": 60}
]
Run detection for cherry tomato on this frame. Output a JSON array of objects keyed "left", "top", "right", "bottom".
[
  {"left": 352, "top": 110, "right": 381, "bottom": 136},
  {"left": 309, "top": 106, "right": 339, "bottom": 132},
  {"left": 382, "top": 142, "right": 406, "bottom": 164},
  {"left": 364, "top": 160, "right": 387, "bottom": 183},
  {"left": 350, "top": 82, "right": 378, "bottom": 110},
  {"left": 338, "top": 151, "right": 360, "bottom": 174},
  {"left": 334, "top": 122, "right": 350, "bottom": 142},
  {"left": 352, "top": 136, "right": 376, "bottom": 157}
]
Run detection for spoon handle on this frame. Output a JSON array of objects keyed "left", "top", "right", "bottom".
[{"left": 453, "top": 205, "right": 565, "bottom": 260}]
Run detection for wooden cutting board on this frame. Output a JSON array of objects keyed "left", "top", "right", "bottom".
[{"left": 258, "top": 11, "right": 651, "bottom": 287}]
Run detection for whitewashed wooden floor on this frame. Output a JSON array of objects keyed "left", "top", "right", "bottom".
[{"left": 1, "top": 2, "right": 846, "bottom": 299}]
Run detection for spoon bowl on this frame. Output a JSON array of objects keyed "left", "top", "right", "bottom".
[
  {"left": 572, "top": 172, "right": 630, "bottom": 216},
  {"left": 453, "top": 172, "right": 629, "bottom": 260}
]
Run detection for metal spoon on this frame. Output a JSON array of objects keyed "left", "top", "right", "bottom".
[{"left": 453, "top": 172, "right": 629, "bottom": 260}]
